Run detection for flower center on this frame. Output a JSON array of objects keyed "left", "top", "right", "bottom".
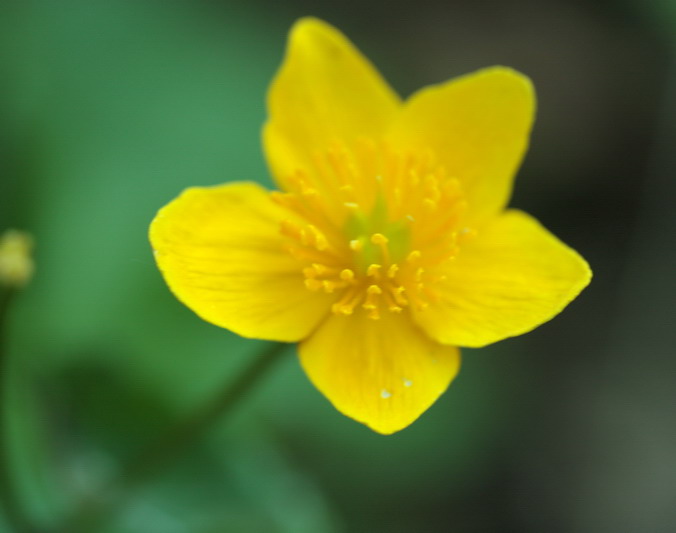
[{"left": 273, "top": 139, "right": 471, "bottom": 319}]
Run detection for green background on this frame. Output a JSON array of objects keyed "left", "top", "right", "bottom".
[{"left": 1, "top": 0, "right": 675, "bottom": 531}]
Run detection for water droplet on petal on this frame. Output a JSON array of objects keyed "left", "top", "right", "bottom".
[{"left": 380, "top": 389, "right": 391, "bottom": 399}]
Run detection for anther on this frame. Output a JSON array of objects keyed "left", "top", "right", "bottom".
[
  {"left": 387, "top": 264, "right": 399, "bottom": 278},
  {"left": 340, "top": 269, "right": 355, "bottom": 281},
  {"left": 415, "top": 267, "right": 425, "bottom": 282},
  {"left": 390, "top": 286, "right": 408, "bottom": 306},
  {"left": 349, "top": 239, "right": 364, "bottom": 251},
  {"left": 305, "top": 225, "right": 328, "bottom": 251},
  {"left": 367, "top": 285, "right": 382, "bottom": 295},
  {"left": 371, "top": 233, "right": 388, "bottom": 245},
  {"left": 371, "top": 233, "right": 390, "bottom": 264},
  {"left": 363, "top": 284, "right": 383, "bottom": 314},
  {"left": 407, "top": 250, "right": 421, "bottom": 263},
  {"left": 332, "top": 303, "right": 354, "bottom": 315},
  {"left": 331, "top": 288, "right": 361, "bottom": 316},
  {"left": 311, "top": 263, "right": 330, "bottom": 276},
  {"left": 366, "top": 264, "right": 382, "bottom": 278}
]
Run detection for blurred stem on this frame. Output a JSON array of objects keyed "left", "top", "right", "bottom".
[
  {"left": 60, "top": 340, "right": 289, "bottom": 533},
  {"left": 0, "top": 287, "right": 39, "bottom": 533}
]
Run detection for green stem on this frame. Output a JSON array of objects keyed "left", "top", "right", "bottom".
[
  {"left": 61, "top": 341, "right": 289, "bottom": 533},
  {"left": 0, "top": 288, "right": 40, "bottom": 533}
]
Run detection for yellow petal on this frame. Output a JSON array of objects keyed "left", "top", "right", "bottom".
[
  {"left": 299, "top": 312, "right": 460, "bottom": 434},
  {"left": 389, "top": 67, "right": 535, "bottom": 223},
  {"left": 264, "top": 17, "right": 400, "bottom": 189},
  {"left": 149, "top": 182, "right": 333, "bottom": 342},
  {"left": 413, "top": 210, "right": 592, "bottom": 348}
]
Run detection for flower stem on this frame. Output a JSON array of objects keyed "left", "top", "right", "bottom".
[
  {"left": 0, "top": 287, "right": 40, "bottom": 533},
  {"left": 60, "top": 340, "right": 289, "bottom": 532}
]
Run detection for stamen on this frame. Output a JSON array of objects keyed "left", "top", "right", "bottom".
[
  {"left": 390, "top": 285, "right": 408, "bottom": 306},
  {"left": 310, "top": 263, "right": 337, "bottom": 276},
  {"left": 332, "top": 288, "right": 362, "bottom": 315},
  {"left": 286, "top": 141, "right": 469, "bottom": 320},
  {"left": 349, "top": 239, "right": 364, "bottom": 251},
  {"left": 366, "top": 264, "right": 381, "bottom": 278},
  {"left": 340, "top": 269, "right": 355, "bottom": 282},
  {"left": 371, "top": 233, "right": 390, "bottom": 265},
  {"left": 300, "top": 225, "right": 328, "bottom": 251},
  {"left": 362, "top": 284, "right": 382, "bottom": 312},
  {"left": 407, "top": 250, "right": 421, "bottom": 263}
]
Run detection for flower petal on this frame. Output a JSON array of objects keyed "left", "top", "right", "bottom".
[
  {"left": 149, "top": 182, "right": 333, "bottom": 342},
  {"left": 299, "top": 312, "right": 460, "bottom": 434},
  {"left": 388, "top": 67, "right": 535, "bottom": 223},
  {"left": 264, "top": 17, "right": 400, "bottom": 189},
  {"left": 413, "top": 210, "right": 592, "bottom": 348}
]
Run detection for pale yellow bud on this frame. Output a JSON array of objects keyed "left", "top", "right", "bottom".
[{"left": 0, "top": 230, "right": 35, "bottom": 288}]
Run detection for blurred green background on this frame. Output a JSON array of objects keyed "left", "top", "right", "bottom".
[{"left": 1, "top": 0, "right": 675, "bottom": 532}]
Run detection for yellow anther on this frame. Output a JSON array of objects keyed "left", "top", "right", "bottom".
[
  {"left": 367, "top": 285, "right": 383, "bottom": 295},
  {"left": 415, "top": 267, "right": 425, "bottom": 282},
  {"left": 349, "top": 239, "right": 363, "bottom": 251},
  {"left": 332, "top": 288, "right": 361, "bottom": 316},
  {"left": 305, "top": 225, "right": 328, "bottom": 251},
  {"left": 311, "top": 263, "right": 330, "bottom": 276},
  {"left": 388, "top": 305, "right": 403, "bottom": 313},
  {"left": 371, "top": 233, "right": 389, "bottom": 245},
  {"left": 387, "top": 264, "right": 399, "bottom": 278},
  {"left": 363, "top": 284, "right": 383, "bottom": 314},
  {"left": 390, "top": 286, "right": 408, "bottom": 306},
  {"left": 366, "top": 264, "right": 381, "bottom": 278},
  {"left": 322, "top": 280, "right": 336, "bottom": 293},
  {"left": 371, "top": 233, "right": 391, "bottom": 264},
  {"left": 407, "top": 250, "right": 421, "bottom": 263},
  {"left": 340, "top": 269, "right": 355, "bottom": 281},
  {"left": 332, "top": 303, "right": 354, "bottom": 315}
]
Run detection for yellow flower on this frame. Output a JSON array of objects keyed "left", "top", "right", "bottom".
[{"left": 150, "top": 18, "right": 591, "bottom": 434}]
